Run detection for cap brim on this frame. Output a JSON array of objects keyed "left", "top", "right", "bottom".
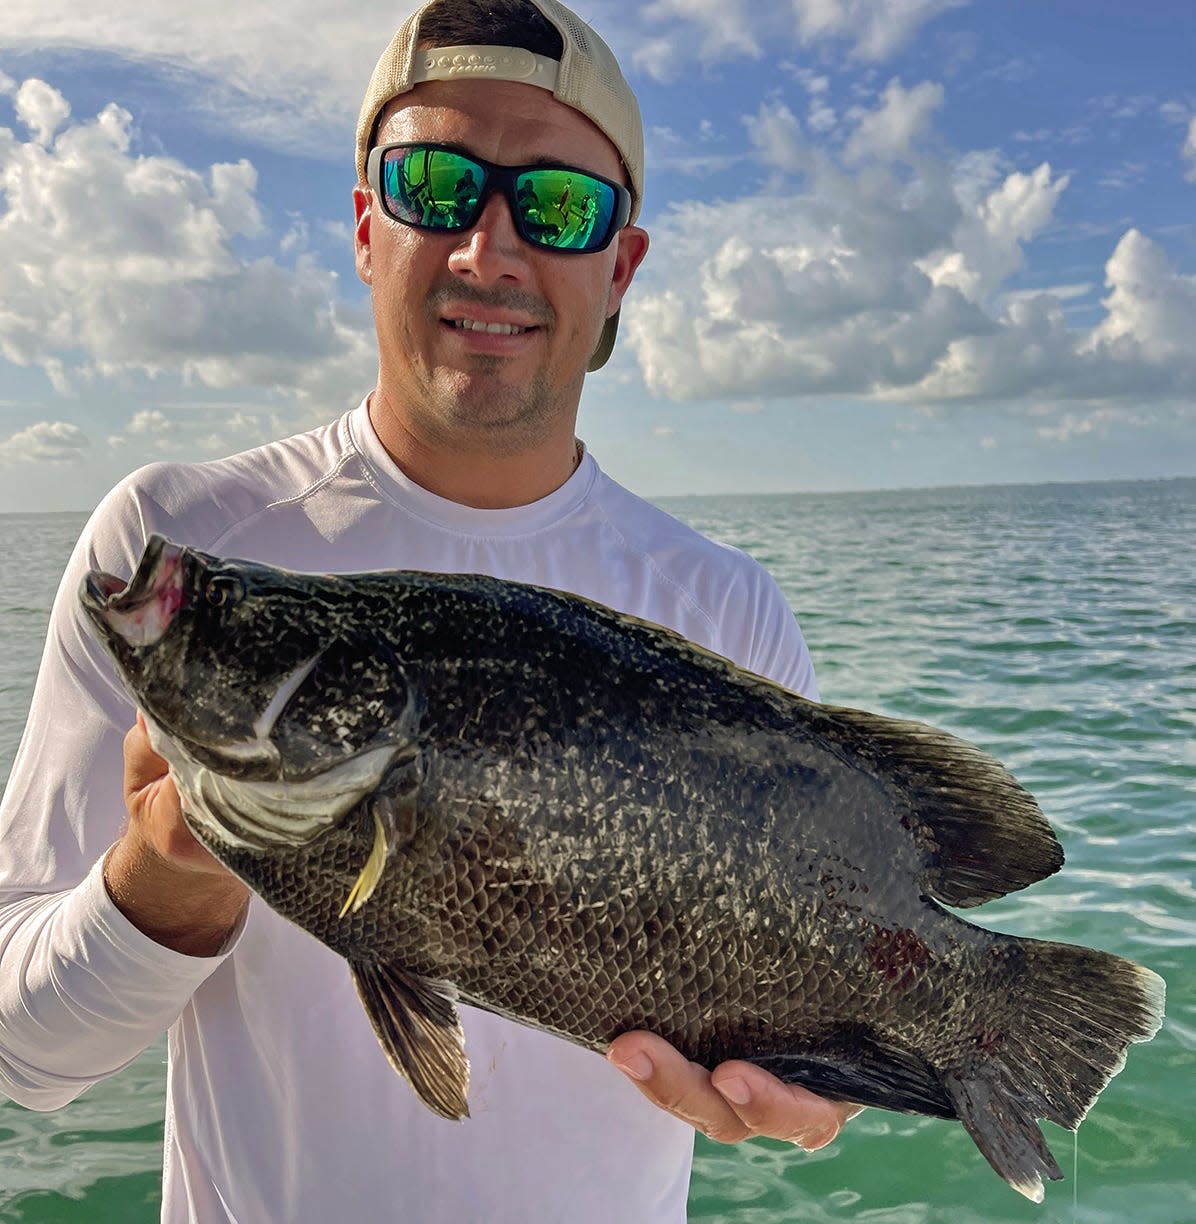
[{"left": 588, "top": 310, "right": 619, "bottom": 372}]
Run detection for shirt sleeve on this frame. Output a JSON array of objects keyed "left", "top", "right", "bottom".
[
  {"left": 703, "top": 546, "right": 820, "bottom": 701},
  {"left": 0, "top": 484, "right": 238, "bottom": 1112}
]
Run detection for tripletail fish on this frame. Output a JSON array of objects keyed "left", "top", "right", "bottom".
[{"left": 81, "top": 536, "right": 1166, "bottom": 1201}]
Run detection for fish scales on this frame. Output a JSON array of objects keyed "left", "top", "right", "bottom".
[{"left": 80, "top": 536, "right": 1165, "bottom": 1202}]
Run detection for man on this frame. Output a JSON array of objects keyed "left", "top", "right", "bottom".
[{"left": 0, "top": 1, "right": 855, "bottom": 1218}]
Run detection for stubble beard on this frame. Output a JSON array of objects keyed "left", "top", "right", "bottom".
[
  {"left": 421, "top": 280, "right": 589, "bottom": 456},
  {"left": 426, "top": 358, "right": 561, "bottom": 457},
  {"left": 379, "top": 280, "right": 594, "bottom": 456}
]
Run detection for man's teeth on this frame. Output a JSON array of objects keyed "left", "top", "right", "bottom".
[{"left": 451, "top": 319, "right": 530, "bottom": 335}]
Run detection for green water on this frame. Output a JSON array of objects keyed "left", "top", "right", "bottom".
[{"left": 1, "top": 481, "right": 1193, "bottom": 1221}]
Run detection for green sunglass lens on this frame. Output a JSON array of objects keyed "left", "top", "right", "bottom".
[
  {"left": 385, "top": 149, "right": 482, "bottom": 229},
  {"left": 379, "top": 147, "right": 619, "bottom": 251},
  {"left": 515, "top": 169, "right": 614, "bottom": 251}
]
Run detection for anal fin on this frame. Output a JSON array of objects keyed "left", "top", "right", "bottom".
[
  {"left": 749, "top": 1025, "right": 955, "bottom": 1118},
  {"left": 944, "top": 1068, "right": 1063, "bottom": 1203},
  {"left": 350, "top": 960, "right": 470, "bottom": 1119}
]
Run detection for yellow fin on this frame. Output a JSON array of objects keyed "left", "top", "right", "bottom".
[{"left": 340, "top": 806, "right": 387, "bottom": 917}]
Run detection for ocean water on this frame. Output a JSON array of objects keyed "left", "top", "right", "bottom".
[{"left": 0, "top": 481, "right": 1192, "bottom": 1222}]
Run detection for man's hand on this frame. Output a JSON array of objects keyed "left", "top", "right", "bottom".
[
  {"left": 102, "top": 715, "right": 249, "bottom": 957},
  {"left": 121, "top": 714, "right": 231, "bottom": 874},
  {"left": 607, "top": 1031, "right": 862, "bottom": 1147}
]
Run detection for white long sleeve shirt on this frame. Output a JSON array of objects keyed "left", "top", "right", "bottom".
[{"left": 0, "top": 401, "right": 818, "bottom": 1223}]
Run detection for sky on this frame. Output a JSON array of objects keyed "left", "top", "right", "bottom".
[{"left": 0, "top": 0, "right": 1194, "bottom": 512}]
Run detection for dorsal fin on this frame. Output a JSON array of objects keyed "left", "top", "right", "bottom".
[{"left": 816, "top": 704, "right": 1063, "bottom": 907}]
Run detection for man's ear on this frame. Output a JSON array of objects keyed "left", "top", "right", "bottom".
[
  {"left": 353, "top": 185, "right": 373, "bottom": 286},
  {"left": 606, "top": 224, "right": 649, "bottom": 316}
]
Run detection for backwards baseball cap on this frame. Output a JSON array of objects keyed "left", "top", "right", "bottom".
[{"left": 355, "top": 0, "right": 644, "bottom": 371}]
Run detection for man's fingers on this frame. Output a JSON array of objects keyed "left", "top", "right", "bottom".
[
  {"left": 121, "top": 719, "right": 224, "bottom": 872},
  {"left": 607, "top": 1032, "right": 750, "bottom": 1143},
  {"left": 123, "top": 716, "right": 170, "bottom": 798},
  {"left": 711, "top": 1060, "right": 861, "bottom": 1148},
  {"left": 609, "top": 1035, "right": 864, "bottom": 1149}
]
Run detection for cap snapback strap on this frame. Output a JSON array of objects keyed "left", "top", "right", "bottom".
[{"left": 411, "top": 45, "right": 561, "bottom": 92}]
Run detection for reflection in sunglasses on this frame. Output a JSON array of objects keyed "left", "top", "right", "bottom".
[{"left": 368, "top": 143, "right": 631, "bottom": 254}]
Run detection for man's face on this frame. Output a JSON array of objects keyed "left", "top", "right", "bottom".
[{"left": 354, "top": 79, "right": 648, "bottom": 457}]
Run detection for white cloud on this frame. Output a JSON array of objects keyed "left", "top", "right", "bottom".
[
  {"left": 625, "top": 92, "right": 1196, "bottom": 412},
  {"left": 0, "top": 0, "right": 961, "bottom": 167},
  {"left": 634, "top": 0, "right": 959, "bottom": 76},
  {"left": 1087, "top": 229, "right": 1196, "bottom": 367},
  {"left": 105, "top": 404, "right": 288, "bottom": 462},
  {"left": 779, "top": 69, "right": 837, "bottom": 133},
  {"left": 1183, "top": 116, "right": 1196, "bottom": 183},
  {"left": 321, "top": 220, "right": 353, "bottom": 245},
  {"left": 807, "top": 101, "right": 837, "bottom": 134},
  {"left": 900, "top": 295, "right": 1080, "bottom": 402},
  {"left": 794, "top": 70, "right": 830, "bottom": 96},
  {"left": 647, "top": 123, "right": 743, "bottom": 177},
  {"left": 0, "top": 420, "right": 89, "bottom": 464},
  {"left": 902, "top": 230, "right": 1196, "bottom": 405},
  {"left": 845, "top": 79, "right": 943, "bottom": 164},
  {"left": 1001, "top": 282, "right": 1093, "bottom": 308},
  {"left": 0, "top": 1, "right": 407, "bottom": 158},
  {"left": 639, "top": 0, "right": 760, "bottom": 72},
  {"left": 919, "top": 162, "right": 1069, "bottom": 302},
  {"left": 14, "top": 78, "right": 71, "bottom": 145},
  {"left": 126, "top": 408, "right": 175, "bottom": 436},
  {"left": 209, "top": 159, "right": 263, "bottom": 239},
  {"left": 791, "top": 0, "right": 967, "bottom": 61},
  {"left": 636, "top": 0, "right": 963, "bottom": 69},
  {"left": 629, "top": 37, "right": 682, "bottom": 84},
  {"left": 1036, "top": 407, "right": 1142, "bottom": 444},
  {"left": 627, "top": 97, "right": 989, "bottom": 400},
  {"left": 0, "top": 81, "right": 372, "bottom": 405},
  {"left": 1099, "top": 160, "right": 1147, "bottom": 191},
  {"left": 627, "top": 200, "right": 986, "bottom": 402},
  {"left": 0, "top": 0, "right": 928, "bottom": 163},
  {"left": 746, "top": 101, "right": 808, "bottom": 174}
]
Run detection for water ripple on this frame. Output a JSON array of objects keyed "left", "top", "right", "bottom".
[
  {"left": 1, "top": 485, "right": 1192, "bottom": 1221},
  {"left": 669, "top": 480, "right": 1194, "bottom": 1222}
]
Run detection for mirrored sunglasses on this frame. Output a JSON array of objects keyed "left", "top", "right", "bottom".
[{"left": 366, "top": 142, "right": 632, "bottom": 254}]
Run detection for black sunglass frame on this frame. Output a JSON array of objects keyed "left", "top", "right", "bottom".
[{"left": 366, "top": 142, "right": 633, "bottom": 254}]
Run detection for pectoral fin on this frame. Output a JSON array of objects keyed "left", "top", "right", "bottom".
[
  {"left": 340, "top": 806, "right": 389, "bottom": 917},
  {"left": 350, "top": 961, "right": 470, "bottom": 1120},
  {"left": 340, "top": 749, "right": 425, "bottom": 916}
]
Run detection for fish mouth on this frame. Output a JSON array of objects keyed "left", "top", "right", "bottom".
[{"left": 82, "top": 534, "right": 188, "bottom": 649}]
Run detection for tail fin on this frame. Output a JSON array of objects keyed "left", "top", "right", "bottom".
[{"left": 945, "top": 940, "right": 1165, "bottom": 1202}]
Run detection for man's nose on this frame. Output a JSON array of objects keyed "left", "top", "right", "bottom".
[{"left": 446, "top": 190, "right": 531, "bottom": 285}]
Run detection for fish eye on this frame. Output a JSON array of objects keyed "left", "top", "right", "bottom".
[{"left": 204, "top": 575, "right": 244, "bottom": 609}]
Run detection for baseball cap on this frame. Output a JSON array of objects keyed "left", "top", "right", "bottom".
[{"left": 355, "top": 0, "right": 644, "bottom": 371}]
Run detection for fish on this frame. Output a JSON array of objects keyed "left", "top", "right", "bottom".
[{"left": 79, "top": 534, "right": 1165, "bottom": 1202}]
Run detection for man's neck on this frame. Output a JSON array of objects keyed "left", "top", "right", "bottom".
[{"left": 366, "top": 392, "right": 583, "bottom": 509}]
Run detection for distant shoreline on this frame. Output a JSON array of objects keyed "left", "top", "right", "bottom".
[
  {"left": 5, "top": 474, "right": 1193, "bottom": 518},
  {"left": 655, "top": 474, "right": 1196, "bottom": 502}
]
